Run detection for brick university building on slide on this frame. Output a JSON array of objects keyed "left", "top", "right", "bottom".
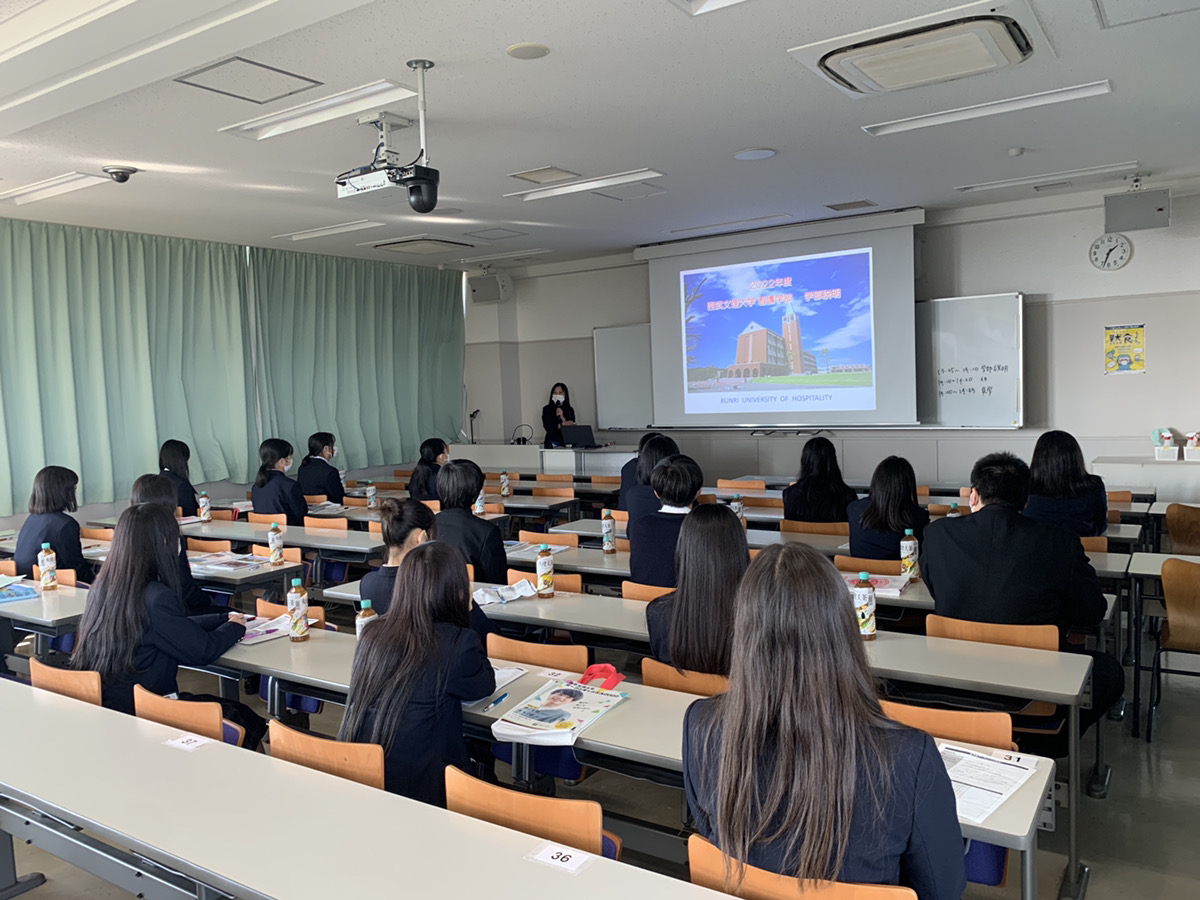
[{"left": 724, "top": 300, "right": 818, "bottom": 379}]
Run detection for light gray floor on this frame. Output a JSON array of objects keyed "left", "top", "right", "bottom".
[{"left": 11, "top": 615, "right": 1200, "bottom": 898}]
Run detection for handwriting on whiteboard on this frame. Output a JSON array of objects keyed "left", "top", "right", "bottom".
[{"left": 937, "top": 364, "right": 1009, "bottom": 399}]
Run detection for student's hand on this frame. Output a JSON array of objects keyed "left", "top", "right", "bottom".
[
  {"left": 563, "top": 419, "right": 575, "bottom": 427},
  {"left": 556, "top": 407, "right": 564, "bottom": 420},
  {"left": 228, "top": 612, "right": 247, "bottom": 626}
]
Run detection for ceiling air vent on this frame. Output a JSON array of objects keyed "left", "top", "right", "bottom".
[{"left": 368, "top": 235, "right": 475, "bottom": 255}]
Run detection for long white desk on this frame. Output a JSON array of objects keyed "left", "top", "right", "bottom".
[{"left": 0, "top": 678, "right": 721, "bottom": 900}]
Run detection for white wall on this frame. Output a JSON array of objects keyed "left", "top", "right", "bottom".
[{"left": 464, "top": 192, "right": 1200, "bottom": 484}]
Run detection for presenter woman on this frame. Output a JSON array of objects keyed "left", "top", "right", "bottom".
[{"left": 541, "top": 382, "right": 576, "bottom": 448}]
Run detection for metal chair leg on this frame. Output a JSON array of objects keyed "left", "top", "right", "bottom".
[{"left": 1146, "top": 644, "right": 1164, "bottom": 744}]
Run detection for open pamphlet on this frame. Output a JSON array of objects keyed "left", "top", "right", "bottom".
[
  {"left": 504, "top": 541, "right": 571, "bottom": 562},
  {"left": 473, "top": 580, "right": 537, "bottom": 606},
  {"left": 307, "top": 501, "right": 349, "bottom": 514},
  {"left": 189, "top": 552, "right": 271, "bottom": 572},
  {"left": 938, "top": 743, "right": 1039, "bottom": 824},
  {"left": 463, "top": 666, "right": 528, "bottom": 708},
  {"left": 840, "top": 572, "right": 911, "bottom": 599},
  {"left": 491, "top": 679, "right": 627, "bottom": 746},
  {"left": 239, "top": 615, "right": 292, "bottom": 644},
  {"left": 0, "top": 576, "right": 38, "bottom": 603}
]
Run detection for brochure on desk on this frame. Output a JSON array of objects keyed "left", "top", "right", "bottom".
[
  {"left": 840, "top": 572, "right": 911, "bottom": 599},
  {"left": 0, "top": 576, "right": 38, "bottom": 603},
  {"left": 491, "top": 679, "right": 627, "bottom": 746},
  {"left": 504, "top": 541, "right": 571, "bottom": 562},
  {"left": 189, "top": 552, "right": 271, "bottom": 572}
]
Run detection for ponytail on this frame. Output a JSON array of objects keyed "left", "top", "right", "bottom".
[
  {"left": 380, "top": 497, "right": 436, "bottom": 550},
  {"left": 300, "top": 431, "right": 335, "bottom": 469},
  {"left": 255, "top": 438, "right": 294, "bottom": 488}
]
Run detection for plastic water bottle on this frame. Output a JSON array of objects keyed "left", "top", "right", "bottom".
[
  {"left": 356, "top": 599, "right": 377, "bottom": 639},
  {"left": 602, "top": 509, "right": 617, "bottom": 554},
  {"left": 852, "top": 572, "right": 877, "bottom": 640},
  {"left": 366, "top": 480, "right": 377, "bottom": 509},
  {"left": 268, "top": 522, "right": 284, "bottom": 566},
  {"left": 474, "top": 489, "right": 486, "bottom": 515},
  {"left": 730, "top": 494, "right": 745, "bottom": 526},
  {"left": 536, "top": 543, "right": 555, "bottom": 597},
  {"left": 900, "top": 528, "right": 920, "bottom": 582},
  {"left": 38, "top": 543, "right": 57, "bottom": 591},
  {"left": 198, "top": 491, "right": 211, "bottom": 522},
  {"left": 946, "top": 503, "right": 963, "bottom": 518},
  {"left": 287, "top": 578, "right": 309, "bottom": 642},
  {"left": 500, "top": 469, "right": 511, "bottom": 498}
]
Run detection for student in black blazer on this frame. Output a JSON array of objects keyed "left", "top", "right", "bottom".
[
  {"left": 360, "top": 498, "right": 496, "bottom": 644},
  {"left": 339, "top": 542, "right": 495, "bottom": 806},
  {"left": 433, "top": 460, "right": 506, "bottom": 585},
  {"left": 158, "top": 439, "right": 199, "bottom": 518},
  {"left": 14, "top": 466, "right": 96, "bottom": 582},
  {"left": 296, "top": 431, "right": 344, "bottom": 503},
  {"left": 70, "top": 504, "right": 265, "bottom": 748},
  {"left": 922, "top": 451, "right": 1123, "bottom": 736},
  {"left": 250, "top": 438, "right": 307, "bottom": 526},
  {"left": 407, "top": 438, "right": 449, "bottom": 502},
  {"left": 1022, "top": 430, "right": 1108, "bottom": 536},
  {"left": 624, "top": 433, "right": 681, "bottom": 525},
  {"left": 541, "top": 382, "right": 576, "bottom": 448},
  {"left": 847, "top": 456, "right": 930, "bottom": 560},
  {"left": 618, "top": 432, "right": 663, "bottom": 511},
  {"left": 782, "top": 437, "right": 858, "bottom": 523},
  {"left": 628, "top": 454, "right": 704, "bottom": 588},
  {"left": 683, "top": 542, "right": 965, "bottom": 898}
]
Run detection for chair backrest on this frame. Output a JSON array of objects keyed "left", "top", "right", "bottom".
[
  {"left": 536, "top": 473, "right": 574, "bottom": 483},
  {"left": 926, "top": 614, "right": 1058, "bottom": 652},
  {"left": 466, "top": 563, "right": 475, "bottom": 582},
  {"left": 1166, "top": 504, "right": 1200, "bottom": 556},
  {"left": 832, "top": 555, "right": 903, "bottom": 576},
  {"left": 394, "top": 469, "right": 414, "bottom": 480},
  {"left": 532, "top": 487, "right": 575, "bottom": 498},
  {"left": 507, "top": 568, "right": 582, "bottom": 593},
  {"left": 1079, "top": 536, "right": 1108, "bottom": 552},
  {"left": 258, "top": 597, "right": 326, "bottom": 627},
  {"left": 268, "top": 720, "right": 385, "bottom": 789},
  {"left": 719, "top": 478, "right": 765, "bottom": 492},
  {"left": 621, "top": 580, "right": 673, "bottom": 602},
  {"left": 591, "top": 475, "right": 621, "bottom": 485},
  {"left": 615, "top": 537, "right": 631, "bottom": 552},
  {"left": 373, "top": 481, "right": 407, "bottom": 491},
  {"left": 246, "top": 512, "right": 276, "bottom": 524},
  {"left": 743, "top": 496, "right": 784, "bottom": 508},
  {"left": 304, "top": 494, "right": 328, "bottom": 504},
  {"left": 1106, "top": 490, "right": 1133, "bottom": 502},
  {"left": 422, "top": 499, "right": 442, "bottom": 512},
  {"left": 368, "top": 520, "right": 382, "bottom": 534},
  {"left": 187, "top": 538, "right": 232, "bottom": 553},
  {"left": 445, "top": 767, "right": 603, "bottom": 853},
  {"left": 518, "top": 529, "right": 579, "bottom": 548},
  {"left": 687, "top": 834, "right": 917, "bottom": 900},
  {"left": 304, "top": 515, "right": 348, "bottom": 530},
  {"left": 880, "top": 699, "right": 1014, "bottom": 750},
  {"left": 748, "top": 547, "right": 762, "bottom": 559},
  {"left": 1161, "top": 558, "right": 1200, "bottom": 650},
  {"left": 483, "top": 502, "right": 505, "bottom": 514},
  {"left": 486, "top": 634, "right": 588, "bottom": 671},
  {"left": 33, "top": 566, "right": 77, "bottom": 587},
  {"left": 29, "top": 658, "right": 102, "bottom": 705},
  {"left": 0, "top": 560, "right": 15, "bottom": 576},
  {"left": 175, "top": 507, "right": 184, "bottom": 518},
  {"left": 959, "top": 486, "right": 973, "bottom": 498},
  {"left": 211, "top": 508, "right": 236, "bottom": 521},
  {"left": 916, "top": 485, "right": 930, "bottom": 496},
  {"left": 642, "top": 658, "right": 728, "bottom": 696},
  {"left": 696, "top": 493, "right": 717, "bottom": 505},
  {"left": 609, "top": 509, "right": 629, "bottom": 522},
  {"left": 80, "top": 526, "right": 114, "bottom": 541},
  {"left": 780, "top": 520, "right": 850, "bottom": 536},
  {"left": 133, "top": 684, "right": 231, "bottom": 743},
  {"left": 345, "top": 496, "right": 370, "bottom": 507},
  {"left": 927, "top": 504, "right": 971, "bottom": 517},
  {"left": 251, "top": 544, "right": 303, "bottom": 564},
  {"left": 344, "top": 480, "right": 359, "bottom": 488}
]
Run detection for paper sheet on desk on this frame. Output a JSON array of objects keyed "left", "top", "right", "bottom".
[
  {"left": 504, "top": 541, "right": 571, "bottom": 562},
  {"left": 474, "top": 580, "right": 537, "bottom": 606},
  {"left": 0, "top": 575, "right": 24, "bottom": 589},
  {"left": 938, "top": 743, "right": 1037, "bottom": 824}
]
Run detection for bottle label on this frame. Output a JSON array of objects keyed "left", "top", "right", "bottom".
[
  {"left": 38, "top": 551, "right": 57, "bottom": 590},
  {"left": 731, "top": 500, "right": 744, "bottom": 520},
  {"left": 900, "top": 541, "right": 917, "bottom": 577},
  {"left": 500, "top": 474, "right": 511, "bottom": 497},
  {"left": 536, "top": 554, "right": 554, "bottom": 593},
  {"left": 602, "top": 518, "right": 616, "bottom": 552},
  {"left": 366, "top": 485, "right": 377, "bottom": 509},
  {"left": 852, "top": 585, "right": 876, "bottom": 637},
  {"left": 268, "top": 531, "right": 283, "bottom": 565},
  {"left": 474, "top": 491, "right": 486, "bottom": 514},
  {"left": 287, "top": 591, "right": 309, "bottom": 639},
  {"left": 198, "top": 496, "right": 211, "bottom": 522},
  {"left": 356, "top": 614, "right": 376, "bottom": 640}
]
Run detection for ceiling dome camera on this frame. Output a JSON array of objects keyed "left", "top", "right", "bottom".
[
  {"left": 102, "top": 165, "right": 138, "bottom": 183},
  {"left": 387, "top": 163, "right": 440, "bottom": 214}
]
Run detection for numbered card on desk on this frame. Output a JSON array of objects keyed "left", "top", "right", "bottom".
[
  {"left": 527, "top": 842, "right": 595, "bottom": 875},
  {"left": 491, "top": 679, "right": 626, "bottom": 746},
  {"left": 938, "top": 742, "right": 1037, "bottom": 824}
]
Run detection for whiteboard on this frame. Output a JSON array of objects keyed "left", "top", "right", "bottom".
[
  {"left": 916, "top": 293, "right": 1024, "bottom": 428},
  {"left": 594, "top": 323, "right": 654, "bottom": 429}
]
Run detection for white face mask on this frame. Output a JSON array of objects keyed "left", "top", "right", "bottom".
[
  {"left": 283, "top": 459, "right": 293, "bottom": 473},
  {"left": 553, "top": 394, "right": 565, "bottom": 404},
  {"left": 330, "top": 447, "right": 338, "bottom": 459}
]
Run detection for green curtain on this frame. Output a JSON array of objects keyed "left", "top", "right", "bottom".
[{"left": 247, "top": 247, "right": 464, "bottom": 470}]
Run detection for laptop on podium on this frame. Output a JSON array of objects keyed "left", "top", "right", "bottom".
[{"left": 560, "top": 425, "right": 601, "bottom": 449}]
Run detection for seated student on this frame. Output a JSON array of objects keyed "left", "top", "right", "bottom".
[
  {"left": 782, "top": 436, "right": 859, "bottom": 523},
  {"left": 646, "top": 504, "right": 747, "bottom": 673},
  {"left": 625, "top": 433, "right": 681, "bottom": 525},
  {"left": 433, "top": 460, "right": 506, "bottom": 585},
  {"left": 70, "top": 504, "right": 266, "bottom": 748},
  {"left": 619, "top": 431, "right": 663, "bottom": 511},
  {"left": 130, "top": 474, "right": 227, "bottom": 617},
  {"left": 339, "top": 542, "right": 495, "bottom": 806},
  {"left": 628, "top": 454, "right": 704, "bottom": 588},
  {"left": 847, "top": 456, "right": 930, "bottom": 560},
  {"left": 360, "top": 498, "right": 495, "bottom": 643},
  {"left": 159, "top": 439, "right": 199, "bottom": 518},
  {"left": 1023, "top": 430, "right": 1108, "bottom": 536},
  {"left": 296, "top": 431, "right": 344, "bottom": 504},
  {"left": 922, "top": 451, "right": 1124, "bottom": 737},
  {"left": 683, "top": 542, "right": 965, "bottom": 898},
  {"left": 15, "top": 465, "right": 96, "bottom": 583},
  {"left": 250, "top": 438, "right": 306, "bottom": 526},
  {"left": 407, "top": 438, "right": 449, "bottom": 502}
]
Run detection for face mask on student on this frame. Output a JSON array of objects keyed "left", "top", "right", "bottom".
[
  {"left": 553, "top": 394, "right": 565, "bottom": 404},
  {"left": 283, "top": 459, "right": 293, "bottom": 473},
  {"left": 330, "top": 447, "right": 338, "bottom": 459}
]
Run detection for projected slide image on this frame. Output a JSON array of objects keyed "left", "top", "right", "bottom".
[{"left": 681, "top": 248, "right": 875, "bottom": 415}]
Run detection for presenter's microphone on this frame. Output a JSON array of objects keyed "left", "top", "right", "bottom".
[{"left": 469, "top": 409, "right": 481, "bottom": 419}]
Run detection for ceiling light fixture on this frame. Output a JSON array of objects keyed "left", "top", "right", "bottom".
[
  {"left": 273, "top": 220, "right": 384, "bottom": 241},
  {"left": 504, "top": 168, "right": 664, "bottom": 201},
  {"left": 955, "top": 160, "right": 1139, "bottom": 193},
  {"left": 863, "top": 80, "right": 1112, "bottom": 136},
  {"left": 0, "top": 171, "right": 109, "bottom": 205},
  {"left": 220, "top": 80, "right": 416, "bottom": 140},
  {"left": 734, "top": 148, "right": 777, "bottom": 161},
  {"left": 508, "top": 166, "right": 581, "bottom": 185},
  {"left": 506, "top": 43, "right": 550, "bottom": 60},
  {"left": 459, "top": 249, "right": 552, "bottom": 264}
]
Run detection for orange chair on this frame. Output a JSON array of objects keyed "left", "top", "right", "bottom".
[
  {"left": 29, "top": 658, "right": 102, "bottom": 705},
  {"left": 368, "top": 520, "right": 382, "bottom": 535},
  {"left": 615, "top": 538, "right": 631, "bottom": 552},
  {"left": 268, "top": 720, "right": 384, "bottom": 789},
  {"left": 959, "top": 486, "right": 973, "bottom": 499},
  {"left": 880, "top": 700, "right": 1015, "bottom": 749},
  {"left": 33, "top": 567, "right": 77, "bottom": 586},
  {"left": 1165, "top": 504, "right": 1200, "bottom": 556},
  {"left": 345, "top": 496, "right": 369, "bottom": 507},
  {"left": 421, "top": 500, "right": 442, "bottom": 513},
  {"left": 0, "top": 560, "right": 15, "bottom": 577},
  {"left": 466, "top": 563, "right": 476, "bottom": 582},
  {"left": 80, "top": 527, "right": 114, "bottom": 541},
  {"left": 591, "top": 475, "right": 622, "bottom": 486},
  {"left": 133, "top": 685, "right": 245, "bottom": 746},
  {"left": 210, "top": 508, "right": 237, "bottom": 521},
  {"left": 642, "top": 658, "right": 727, "bottom": 696},
  {"left": 257, "top": 596, "right": 329, "bottom": 628},
  {"left": 696, "top": 493, "right": 717, "bottom": 505},
  {"left": 916, "top": 485, "right": 931, "bottom": 496},
  {"left": 719, "top": 478, "right": 764, "bottom": 492},
  {"left": 780, "top": 520, "right": 850, "bottom": 536},
  {"left": 532, "top": 487, "right": 574, "bottom": 499},
  {"left": 304, "top": 516, "right": 348, "bottom": 530},
  {"left": 486, "top": 634, "right": 587, "bottom": 671},
  {"left": 251, "top": 544, "right": 304, "bottom": 566},
  {"left": 748, "top": 547, "right": 762, "bottom": 559},
  {"left": 927, "top": 504, "right": 971, "bottom": 517},
  {"left": 1107, "top": 490, "right": 1133, "bottom": 503},
  {"left": 518, "top": 530, "right": 578, "bottom": 549},
  {"left": 832, "top": 555, "right": 902, "bottom": 576},
  {"left": 609, "top": 509, "right": 629, "bottom": 522},
  {"left": 1080, "top": 536, "right": 1108, "bottom": 552},
  {"left": 743, "top": 496, "right": 784, "bottom": 508},
  {"left": 536, "top": 474, "right": 574, "bottom": 483},
  {"left": 482, "top": 502, "right": 505, "bottom": 514},
  {"left": 621, "top": 580, "right": 672, "bottom": 602},
  {"left": 1147, "top": 558, "right": 1200, "bottom": 740},
  {"left": 246, "top": 512, "right": 276, "bottom": 524},
  {"left": 394, "top": 469, "right": 414, "bottom": 480},
  {"left": 187, "top": 538, "right": 232, "bottom": 553},
  {"left": 507, "top": 569, "right": 582, "bottom": 593},
  {"left": 303, "top": 494, "right": 328, "bottom": 505}
]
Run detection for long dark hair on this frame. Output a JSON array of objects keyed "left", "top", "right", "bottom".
[
  {"left": 858, "top": 456, "right": 919, "bottom": 534},
  {"left": 130, "top": 473, "right": 177, "bottom": 508},
  {"left": 28, "top": 466, "right": 79, "bottom": 514},
  {"left": 697, "top": 542, "right": 896, "bottom": 884},
  {"left": 158, "top": 439, "right": 191, "bottom": 482},
  {"left": 300, "top": 432, "right": 335, "bottom": 468},
  {"left": 72, "top": 504, "right": 183, "bottom": 680},
  {"left": 669, "top": 504, "right": 747, "bottom": 676},
  {"left": 254, "top": 438, "right": 293, "bottom": 488},
  {"left": 790, "top": 437, "right": 853, "bottom": 520},
  {"left": 338, "top": 542, "right": 472, "bottom": 752},
  {"left": 409, "top": 437, "right": 447, "bottom": 499},
  {"left": 1029, "top": 430, "right": 1098, "bottom": 499},
  {"left": 636, "top": 434, "right": 680, "bottom": 485},
  {"left": 379, "top": 497, "right": 436, "bottom": 550},
  {"left": 547, "top": 382, "right": 572, "bottom": 410}
]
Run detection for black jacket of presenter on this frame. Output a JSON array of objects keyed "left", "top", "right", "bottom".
[{"left": 542, "top": 402, "right": 575, "bottom": 448}]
